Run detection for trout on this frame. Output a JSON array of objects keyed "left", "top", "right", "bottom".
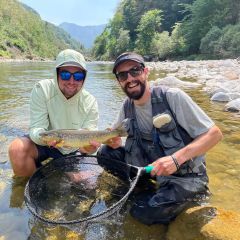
[{"left": 39, "top": 119, "right": 129, "bottom": 148}]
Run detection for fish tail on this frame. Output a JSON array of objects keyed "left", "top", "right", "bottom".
[
  {"left": 115, "top": 119, "right": 129, "bottom": 137},
  {"left": 117, "top": 128, "right": 128, "bottom": 137}
]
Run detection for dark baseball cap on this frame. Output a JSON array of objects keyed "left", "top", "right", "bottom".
[{"left": 113, "top": 52, "right": 145, "bottom": 74}]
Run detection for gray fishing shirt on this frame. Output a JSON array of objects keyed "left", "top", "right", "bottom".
[{"left": 113, "top": 87, "right": 214, "bottom": 137}]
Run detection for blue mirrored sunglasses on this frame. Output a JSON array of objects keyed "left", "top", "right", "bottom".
[{"left": 59, "top": 70, "right": 86, "bottom": 81}]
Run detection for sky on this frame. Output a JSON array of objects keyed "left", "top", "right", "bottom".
[{"left": 19, "top": 0, "right": 120, "bottom": 26}]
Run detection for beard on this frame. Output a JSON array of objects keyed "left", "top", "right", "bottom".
[{"left": 122, "top": 79, "right": 146, "bottom": 100}]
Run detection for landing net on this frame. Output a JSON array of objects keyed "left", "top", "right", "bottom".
[{"left": 24, "top": 155, "right": 141, "bottom": 225}]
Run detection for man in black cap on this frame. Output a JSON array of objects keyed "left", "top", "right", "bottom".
[{"left": 98, "top": 51, "right": 223, "bottom": 225}]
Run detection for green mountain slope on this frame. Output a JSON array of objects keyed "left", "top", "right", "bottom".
[{"left": 0, "top": 0, "right": 83, "bottom": 59}]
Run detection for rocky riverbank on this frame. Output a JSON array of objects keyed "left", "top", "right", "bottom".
[
  {"left": 147, "top": 58, "right": 240, "bottom": 113},
  {"left": 0, "top": 57, "right": 53, "bottom": 63}
]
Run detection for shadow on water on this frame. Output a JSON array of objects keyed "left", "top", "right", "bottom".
[{"left": 0, "top": 61, "right": 239, "bottom": 239}]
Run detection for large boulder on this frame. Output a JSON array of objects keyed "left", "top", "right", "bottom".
[{"left": 166, "top": 206, "right": 240, "bottom": 240}]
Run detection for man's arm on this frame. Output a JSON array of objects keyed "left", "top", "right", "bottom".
[
  {"left": 174, "top": 125, "right": 222, "bottom": 165},
  {"left": 151, "top": 88, "right": 223, "bottom": 176},
  {"left": 29, "top": 83, "right": 49, "bottom": 145},
  {"left": 151, "top": 125, "right": 222, "bottom": 176}
]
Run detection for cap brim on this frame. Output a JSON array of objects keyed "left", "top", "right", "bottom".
[
  {"left": 56, "top": 62, "right": 86, "bottom": 71},
  {"left": 113, "top": 59, "right": 144, "bottom": 73}
]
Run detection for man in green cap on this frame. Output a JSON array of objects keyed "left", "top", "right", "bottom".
[{"left": 8, "top": 49, "right": 99, "bottom": 177}]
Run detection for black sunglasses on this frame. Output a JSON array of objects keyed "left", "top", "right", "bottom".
[
  {"left": 59, "top": 70, "right": 86, "bottom": 82},
  {"left": 115, "top": 66, "right": 144, "bottom": 82}
]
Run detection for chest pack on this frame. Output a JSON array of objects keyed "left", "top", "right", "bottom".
[{"left": 123, "top": 86, "right": 206, "bottom": 175}]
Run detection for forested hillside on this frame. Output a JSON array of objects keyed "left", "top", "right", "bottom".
[
  {"left": 0, "top": 0, "right": 83, "bottom": 59},
  {"left": 92, "top": 0, "right": 240, "bottom": 60}
]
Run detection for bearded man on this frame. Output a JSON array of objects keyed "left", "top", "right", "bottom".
[{"left": 97, "top": 52, "right": 222, "bottom": 225}]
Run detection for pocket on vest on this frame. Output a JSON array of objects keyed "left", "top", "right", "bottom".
[
  {"left": 155, "top": 110, "right": 176, "bottom": 132},
  {"left": 125, "top": 138, "right": 152, "bottom": 167},
  {"left": 159, "top": 130, "right": 183, "bottom": 148}
]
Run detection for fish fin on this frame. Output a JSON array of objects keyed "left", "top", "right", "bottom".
[{"left": 55, "top": 140, "right": 64, "bottom": 148}]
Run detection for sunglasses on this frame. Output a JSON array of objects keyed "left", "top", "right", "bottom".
[
  {"left": 115, "top": 66, "right": 144, "bottom": 82},
  {"left": 59, "top": 70, "right": 86, "bottom": 82}
]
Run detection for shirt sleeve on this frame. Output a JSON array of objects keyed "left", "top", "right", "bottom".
[
  {"left": 29, "top": 83, "right": 49, "bottom": 145},
  {"left": 166, "top": 88, "right": 215, "bottom": 138}
]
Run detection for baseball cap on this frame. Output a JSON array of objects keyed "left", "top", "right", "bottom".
[
  {"left": 113, "top": 52, "right": 145, "bottom": 74},
  {"left": 55, "top": 49, "right": 87, "bottom": 71}
]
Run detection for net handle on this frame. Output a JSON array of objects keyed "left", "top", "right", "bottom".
[{"left": 144, "top": 165, "right": 154, "bottom": 173}]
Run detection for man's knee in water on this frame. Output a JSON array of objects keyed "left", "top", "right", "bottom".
[{"left": 129, "top": 191, "right": 189, "bottom": 225}]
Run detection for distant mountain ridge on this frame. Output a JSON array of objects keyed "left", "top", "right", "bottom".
[{"left": 59, "top": 22, "right": 106, "bottom": 49}]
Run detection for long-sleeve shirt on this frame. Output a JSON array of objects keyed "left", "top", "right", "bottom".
[{"left": 29, "top": 78, "right": 99, "bottom": 154}]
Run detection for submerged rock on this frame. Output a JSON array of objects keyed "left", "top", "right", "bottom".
[
  {"left": 210, "top": 91, "right": 240, "bottom": 102},
  {"left": 211, "top": 92, "right": 231, "bottom": 102},
  {"left": 224, "top": 99, "right": 240, "bottom": 112},
  {"left": 166, "top": 205, "right": 240, "bottom": 240}
]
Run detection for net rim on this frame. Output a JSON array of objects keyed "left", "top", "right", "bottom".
[{"left": 24, "top": 154, "right": 142, "bottom": 225}]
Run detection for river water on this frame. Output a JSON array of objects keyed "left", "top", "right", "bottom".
[{"left": 0, "top": 61, "right": 239, "bottom": 239}]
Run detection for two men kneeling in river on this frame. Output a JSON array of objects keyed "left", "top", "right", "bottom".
[{"left": 8, "top": 50, "right": 222, "bottom": 225}]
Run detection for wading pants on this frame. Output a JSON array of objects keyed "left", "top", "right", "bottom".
[{"left": 97, "top": 145, "right": 209, "bottom": 225}]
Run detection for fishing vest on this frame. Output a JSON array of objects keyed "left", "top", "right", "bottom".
[{"left": 123, "top": 86, "right": 207, "bottom": 176}]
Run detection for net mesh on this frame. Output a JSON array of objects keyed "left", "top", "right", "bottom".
[{"left": 24, "top": 155, "right": 141, "bottom": 225}]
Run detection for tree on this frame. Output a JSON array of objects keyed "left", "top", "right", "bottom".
[
  {"left": 115, "top": 29, "right": 131, "bottom": 57},
  {"left": 171, "top": 23, "right": 187, "bottom": 56},
  {"left": 180, "top": 0, "right": 240, "bottom": 55},
  {"left": 92, "top": 30, "right": 109, "bottom": 60},
  {"left": 217, "top": 24, "right": 240, "bottom": 58},
  {"left": 200, "top": 26, "right": 222, "bottom": 56},
  {"left": 152, "top": 31, "right": 173, "bottom": 60},
  {"left": 180, "top": 0, "right": 219, "bottom": 54},
  {"left": 135, "top": 9, "right": 162, "bottom": 55}
]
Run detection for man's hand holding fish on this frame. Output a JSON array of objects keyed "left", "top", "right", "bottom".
[
  {"left": 79, "top": 140, "right": 101, "bottom": 154},
  {"left": 104, "top": 136, "right": 122, "bottom": 149},
  {"left": 39, "top": 119, "right": 128, "bottom": 154},
  {"left": 45, "top": 137, "right": 101, "bottom": 154}
]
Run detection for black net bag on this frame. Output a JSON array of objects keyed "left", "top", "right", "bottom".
[{"left": 24, "top": 155, "right": 145, "bottom": 225}]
